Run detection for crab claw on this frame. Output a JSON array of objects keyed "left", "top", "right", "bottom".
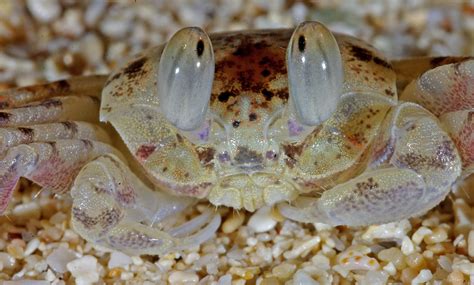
[
  {"left": 280, "top": 103, "right": 461, "bottom": 226},
  {"left": 71, "top": 154, "right": 221, "bottom": 255}
]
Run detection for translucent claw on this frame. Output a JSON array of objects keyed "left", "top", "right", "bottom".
[{"left": 71, "top": 154, "right": 220, "bottom": 255}]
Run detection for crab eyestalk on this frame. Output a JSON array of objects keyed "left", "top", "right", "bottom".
[
  {"left": 286, "top": 21, "right": 344, "bottom": 126},
  {"left": 157, "top": 27, "right": 215, "bottom": 131}
]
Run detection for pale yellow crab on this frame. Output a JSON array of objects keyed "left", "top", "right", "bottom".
[{"left": 0, "top": 22, "right": 472, "bottom": 255}]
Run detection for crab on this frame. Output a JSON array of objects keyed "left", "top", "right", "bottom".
[{"left": 0, "top": 21, "right": 472, "bottom": 255}]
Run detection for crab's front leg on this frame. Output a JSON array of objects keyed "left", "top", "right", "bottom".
[
  {"left": 71, "top": 154, "right": 221, "bottom": 255},
  {"left": 0, "top": 78, "right": 116, "bottom": 213},
  {"left": 281, "top": 60, "right": 474, "bottom": 226},
  {"left": 281, "top": 101, "right": 462, "bottom": 226}
]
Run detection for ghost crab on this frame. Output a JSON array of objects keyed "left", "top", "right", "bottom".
[{"left": 0, "top": 21, "right": 472, "bottom": 255}]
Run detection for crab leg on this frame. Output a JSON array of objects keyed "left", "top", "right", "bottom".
[
  {"left": 71, "top": 154, "right": 220, "bottom": 255},
  {"left": 399, "top": 59, "right": 474, "bottom": 117},
  {"left": 0, "top": 75, "right": 107, "bottom": 108},
  {"left": 0, "top": 139, "right": 120, "bottom": 213},
  {"left": 399, "top": 60, "right": 473, "bottom": 166},
  {"left": 0, "top": 121, "right": 111, "bottom": 153},
  {"left": 391, "top": 56, "right": 472, "bottom": 90},
  {"left": 399, "top": 59, "right": 474, "bottom": 204},
  {"left": 0, "top": 96, "right": 100, "bottom": 127},
  {"left": 280, "top": 102, "right": 461, "bottom": 226}
]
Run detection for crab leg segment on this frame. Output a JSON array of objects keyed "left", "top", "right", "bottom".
[
  {"left": 0, "top": 121, "right": 111, "bottom": 153},
  {"left": 392, "top": 57, "right": 472, "bottom": 90},
  {"left": 441, "top": 110, "right": 474, "bottom": 169},
  {"left": 400, "top": 59, "right": 474, "bottom": 117},
  {"left": 0, "top": 75, "right": 107, "bottom": 108},
  {"left": 0, "top": 96, "right": 100, "bottom": 127},
  {"left": 71, "top": 154, "right": 220, "bottom": 255},
  {"left": 0, "top": 140, "right": 118, "bottom": 213},
  {"left": 280, "top": 103, "right": 461, "bottom": 226},
  {"left": 399, "top": 59, "right": 474, "bottom": 205}
]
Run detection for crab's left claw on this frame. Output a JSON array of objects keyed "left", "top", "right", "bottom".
[{"left": 70, "top": 154, "right": 221, "bottom": 256}]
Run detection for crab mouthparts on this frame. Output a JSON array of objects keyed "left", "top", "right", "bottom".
[{"left": 207, "top": 173, "right": 299, "bottom": 212}]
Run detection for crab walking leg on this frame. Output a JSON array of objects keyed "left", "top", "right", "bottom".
[
  {"left": 391, "top": 57, "right": 472, "bottom": 90},
  {"left": 441, "top": 110, "right": 474, "bottom": 203},
  {"left": 399, "top": 59, "right": 474, "bottom": 117},
  {"left": 0, "top": 121, "right": 111, "bottom": 153},
  {"left": 71, "top": 154, "right": 221, "bottom": 255},
  {"left": 441, "top": 110, "right": 474, "bottom": 169},
  {"left": 0, "top": 96, "right": 100, "bottom": 127},
  {"left": 0, "top": 139, "right": 120, "bottom": 213},
  {"left": 398, "top": 59, "right": 473, "bottom": 168},
  {"left": 0, "top": 75, "right": 107, "bottom": 108},
  {"left": 280, "top": 103, "right": 462, "bottom": 226}
]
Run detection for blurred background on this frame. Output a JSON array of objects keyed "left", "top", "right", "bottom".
[{"left": 0, "top": 0, "right": 473, "bottom": 88}]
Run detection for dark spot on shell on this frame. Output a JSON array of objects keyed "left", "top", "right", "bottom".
[
  {"left": 373, "top": 56, "right": 392, "bottom": 69},
  {"left": 0, "top": 112, "right": 11, "bottom": 123},
  {"left": 0, "top": 101, "right": 10, "bottom": 109},
  {"left": 135, "top": 144, "right": 156, "bottom": 160},
  {"left": 176, "top": 134, "right": 184, "bottom": 143},
  {"left": 47, "top": 142, "right": 57, "bottom": 152},
  {"left": 41, "top": 99, "right": 63, "bottom": 108},
  {"left": 18, "top": 127, "right": 34, "bottom": 140},
  {"left": 259, "top": 57, "right": 271, "bottom": 65},
  {"left": 57, "top": 79, "right": 71, "bottom": 91},
  {"left": 283, "top": 143, "right": 304, "bottom": 160},
  {"left": 261, "top": 69, "right": 271, "bottom": 77},
  {"left": 254, "top": 41, "right": 272, "bottom": 50},
  {"left": 249, "top": 113, "right": 257, "bottom": 121},
  {"left": 276, "top": 89, "right": 289, "bottom": 100},
  {"left": 61, "top": 121, "right": 78, "bottom": 134},
  {"left": 233, "top": 42, "right": 252, "bottom": 57},
  {"left": 218, "top": 91, "right": 236, "bottom": 103},
  {"left": 232, "top": 120, "right": 240, "bottom": 128},
  {"left": 123, "top": 57, "right": 147, "bottom": 77},
  {"left": 384, "top": 89, "right": 395, "bottom": 97},
  {"left": 197, "top": 147, "right": 215, "bottom": 166},
  {"left": 430, "top": 57, "right": 448, "bottom": 67},
  {"left": 81, "top": 139, "right": 93, "bottom": 149},
  {"left": 350, "top": 45, "right": 372, "bottom": 62},
  {"left": 262, "top": 89, "right": 274, "bottom": 101},
  {"left": 105, "top": 72, "right": 122, "bottom": 86}
]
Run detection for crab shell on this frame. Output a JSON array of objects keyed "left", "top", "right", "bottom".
[{"left": 100, "top": 28, "right": 399, "bottom": 212}]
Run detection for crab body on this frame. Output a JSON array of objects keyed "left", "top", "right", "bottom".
[
  {"left": 101, "top": 28, "right": 398, "bottom": 212},
  {"left": 0, "top": 22, "right": 472, "bottom": 255}
]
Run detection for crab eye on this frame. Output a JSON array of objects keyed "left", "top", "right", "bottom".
[
  {"left": 158, "top": 27, "right": 215, "bottom": 131},
  {"left": 286, "top": 21, "right": 344, "bottom": 126}
]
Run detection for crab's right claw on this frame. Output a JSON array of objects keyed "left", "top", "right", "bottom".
[
  {"left": 400, "top": 59, "right": 474, "bottom": 203},
  {"left": 280, "top": 102, "right": 462, "bottom": 226},
  {"left": 71, "top": 154, "right": 221, "bottom": 256}
]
